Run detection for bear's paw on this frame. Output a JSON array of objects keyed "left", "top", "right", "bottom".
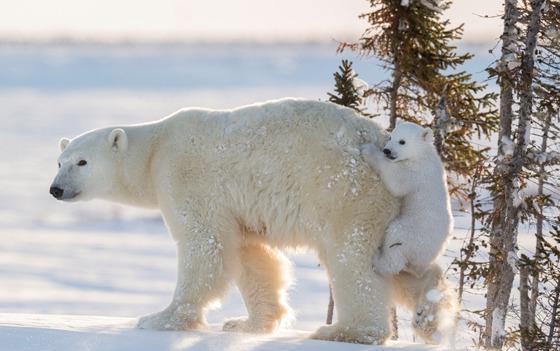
[
  {"left": 222, "top": 317, "right": 280, "bottom": 334},
  {"left": 310, "top": 324, "right": 390, "bottom": 345},
  {"left": 137, "top": 306, "right": 204, "bottom": 331}
]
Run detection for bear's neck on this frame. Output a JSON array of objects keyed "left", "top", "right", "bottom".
[{"left": 107, "top": 123, "right": 161, "bottom": 208}]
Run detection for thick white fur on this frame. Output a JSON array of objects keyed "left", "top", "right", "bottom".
[
  {"left": 361, "top": 122, "right": 453, "bottom": 278},
  {"left": 50, "top": 99, "right": 449, "bottom": 344}
]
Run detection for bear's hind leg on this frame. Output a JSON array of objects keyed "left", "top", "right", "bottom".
[
  {"left": 311, "top": 227, "right": 392, "bottom": 344},
  {"left": 223, "top": 243, "right": 292, "bottom": 333}
]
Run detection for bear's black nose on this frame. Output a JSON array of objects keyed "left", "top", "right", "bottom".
[
  {"left": 383, "top": 148, "right": 391, "bottom": 155},
  {"left": 50, "top": 186, "right": 64, "bottom": 199}
]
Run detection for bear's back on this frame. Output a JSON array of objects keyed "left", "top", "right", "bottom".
[
  {"left": 154, "top": 98, "right": 396, "bottom": 246},
  {"left": 161, "top": 98, "right": 383, "bottom": 149}
]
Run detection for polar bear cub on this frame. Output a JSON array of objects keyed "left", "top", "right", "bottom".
[{"left": 361, "top": 122, "right": 453, "bottom": 277}]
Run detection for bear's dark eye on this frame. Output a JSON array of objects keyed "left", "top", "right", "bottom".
[
  {"left": 77, "top": 160, "right": 87, "bottom": 166},
  {"left": 58, "top": 162, "right": 61, "bottom": 169},
  {"left": 399, "top": 140, "right": 406, "bottom": 145}
]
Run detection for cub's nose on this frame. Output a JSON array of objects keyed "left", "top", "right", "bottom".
[
  {"left": 50, "top": 186, "right": 64, "bottom": 199},
  {"left": 383, "top": 148, "right": 391, "bottom": 155}
]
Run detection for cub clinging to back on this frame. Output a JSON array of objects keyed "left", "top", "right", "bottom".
[{"left": 361, "top": 122, "right": 453, "bottom": 277}]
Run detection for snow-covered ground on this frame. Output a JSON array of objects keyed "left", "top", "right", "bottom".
[
  {"left": 0, "top": 42, "right": 497, "bottom": 350},
  {"left": 0, "top": 314, "right": 446, "bottom": 351}
]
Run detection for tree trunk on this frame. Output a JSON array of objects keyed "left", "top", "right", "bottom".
[
  {"left": 388, "top": 12, "right": 403, "bottom": 130},
  {"left": 520, "top": 265, "right": 531, "bottom": 350},
  {"left": 485, "top": 0, "right": 519, "bottom": 346},
  {"left": 486, "top": 0, "right": 545, "bottom": 348},
  {"left": 389, "top": 64, "right": 402, "bottom": 130},
  {"left": 547, "top": 271, "right": 560, "bottom": 345},
  {"left": 458, "top": 162, "right": 482, "bottom": 303},
  {"left": 326, "top": 285, "right": 334, "bottom": 325},
  {"left": 432, "top": 93, "right": 448, "bottom": 156},
  {"left": 522, "top": 110, "right": 554, "bottom": 349},
  {"left": 391, "top": 306, "right": 398, "bottom": 340}
]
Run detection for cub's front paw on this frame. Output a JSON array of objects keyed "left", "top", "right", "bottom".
[{"left": 360, "top": 143, "right": 382, "bottom": 162}]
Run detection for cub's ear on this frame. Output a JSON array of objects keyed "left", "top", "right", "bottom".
[
  {"left": 108, "top": 128, "right": 128, "bottom": 152},
  {"left": 422, "top": 128, "right": 434, "bottom": 142},
  {"left": 59, "top": 137, "right": 70, "bottom": 152}
]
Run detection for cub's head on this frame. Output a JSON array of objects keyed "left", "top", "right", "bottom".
[
  {"left": 49, "top": 128, "right": 128, "bottom": 202},
  {"left": 382, "top": 122, "right": 434, "bottom": 162}
]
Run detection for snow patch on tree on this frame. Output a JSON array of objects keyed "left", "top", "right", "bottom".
[
  {"left": 501, "top": 135, "right": 515, "bottom": 157},
  {"left": 511, "top": 178, "right": 525, "bottom": 208},
  {"left": 507, "top": 251, "right": 518, "bottom": 273},
  {"left": 545, "top": 28, "right": 560, "bottom": 41},
  {"left": 418, "top": 0, "right": 443, "bottom": 13},
  {"left": 491, "top": 307, "right": 506, "bottom": 346},
  {"left": 351, "top": 75, "right": 369, "bottom": 95}
]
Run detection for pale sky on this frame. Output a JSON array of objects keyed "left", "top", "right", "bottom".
[{"left": 0, "top": 0, "right": 502, "bottom": 43}]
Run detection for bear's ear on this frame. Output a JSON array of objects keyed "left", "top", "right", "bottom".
[
  {"left": 422, "top": 128, "right": 434, "bottom": 143},
  {"left": 59, "top": 137, "right": 70, "bottom": 152},
  {"left": 108, "top": 128, "right": 128, "bottom": 152}
]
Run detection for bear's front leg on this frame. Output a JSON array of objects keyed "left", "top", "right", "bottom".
[{"left": 138, "top": 221, "right": 232, "bottom": 331}]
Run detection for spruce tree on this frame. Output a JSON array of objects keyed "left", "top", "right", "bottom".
[
  {"left": 338, "top": 0, "right": 498, "bottom": 199},
  {"left": 328, "top": 59, "right": 369, "bottom": 116}
]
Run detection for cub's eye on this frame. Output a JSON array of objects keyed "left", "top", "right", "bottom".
[
  {"left": 58, "top": 162, "right": 61, "bottom": 168},
  {"left": 399, "top": 140, "right": 406, "bottom": 145},
  {"left": 77, "top": 160, "right": 87, "bottom": 166}
]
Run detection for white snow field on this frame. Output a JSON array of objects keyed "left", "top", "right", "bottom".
[
  {"left": 0, "top": 42, "right": 496, "bottom": 350},
  {"left": 0, "top": 314, "right": 446, "bottom": 351}
]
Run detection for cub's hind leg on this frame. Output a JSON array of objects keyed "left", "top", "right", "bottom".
[{"left": 392, "top": 264, "right": 457, "bottom": 344}]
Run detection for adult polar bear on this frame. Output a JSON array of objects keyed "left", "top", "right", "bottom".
[{"left": 50, "top": 98, "right": 443, "bottom": 344}]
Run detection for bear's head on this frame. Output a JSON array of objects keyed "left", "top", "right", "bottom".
[
  {"left": 49, "top": 128, "right": 128, "bottom": 202},
  {"left": 382, "top": 122, "right": 434, "bottom": 162}
]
